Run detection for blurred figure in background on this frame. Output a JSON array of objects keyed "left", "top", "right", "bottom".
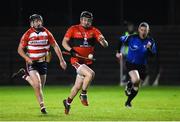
[{"left": 116, "top": 21, "right": 136, "bottom": 86}]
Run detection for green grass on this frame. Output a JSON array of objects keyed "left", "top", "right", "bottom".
[{"left": 0, "top": 85, "right": 180, "bottom": 121}]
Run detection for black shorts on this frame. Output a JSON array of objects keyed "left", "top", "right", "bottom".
[
  {"left": 126, "top": 61, "right": 147, "bottom": 81},
  {"left": 26, "top": 61, "right": 48, "bottom": 75}
]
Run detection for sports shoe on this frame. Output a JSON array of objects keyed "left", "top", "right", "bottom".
[
  {"left": 63, "top": 99, "right": 70, "bottom": 115},
  {"left": 79, "top": 94, "right": 89, "bottom": 106},
  {"left": 125, "top": 101, "right": 132, "bottom": 108},
  {"left": 11, "top": 68, "right": 25, "bottom": 79},
  {"left": 41, "top": 107, "right": 47, "bottom": 114}
]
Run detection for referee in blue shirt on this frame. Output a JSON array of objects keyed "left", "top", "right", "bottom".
[{"left": 116, "top": 22, "right": 157, "bottom": 107}]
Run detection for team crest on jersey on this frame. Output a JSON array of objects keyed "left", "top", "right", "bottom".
[
  {"left": 76, "top": 32, "right": 81, "bottom": 35},
  {"left": 89, "top": 32, "right": 94, "bottom": 38},
  {"left": 82, "top": 39, "right": 89, "bottom": 47},
  {"left": 130, "top": 45, "right": 139, "bottom": 50}
]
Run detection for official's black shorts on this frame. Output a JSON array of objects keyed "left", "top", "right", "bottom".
[
  {"left": 26, "top": 61, "right": 48, "bottom": 75},
  {"left": 126, "top": 61, "right": 147, "bottom": 80}
]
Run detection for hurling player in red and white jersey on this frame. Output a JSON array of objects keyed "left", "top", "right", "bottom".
[
  {"left": 62, "top": 11, "right": 108, "bottom": 114},
  {"left": 12, "top": 14, "right": 67, "bottom": 114}
]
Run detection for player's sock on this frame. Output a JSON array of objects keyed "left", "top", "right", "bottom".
[
  {"left": 126, "top": 88, "right": 138, "bottom": 107},
  {"left": 63, "top": 99, "right": 71, "bottom": 114},
  {"left": 127, "top": 81, "right": 133, "bottom": 88},
  {"left": 40, "top": 102, "right": 45, "bottom": 109},
  {"left": 80, "top": 90, "right": 88, "bottom": 106},
  {"left": 67, "top": 97, "right": 73, "bottom": 105},
  {"left": 125, "top": 81, "right": 133, "bottom": 96},
  {"left": 40, "top": 102, "right": 47, "bottom": 114},
  {"left": 81, "top": 90, "right": 87, "bottom": 94}
]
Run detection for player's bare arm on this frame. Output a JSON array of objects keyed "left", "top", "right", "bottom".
[
  {"left": 17, "top": 43, "right": 32, "bottom": 64},
  {"left": 98, "top": 35, "right": 108, "bottom": 47},
  {"left": 62, "top": 37, "right": 77, "bottom": 56},
  {"left": 62, "top": 37, "right": 71, "bottom": 51},
  {"left": 51, "top": 42, "right": 67, "bottom": 70},
  {"left": 116, "top": 52, "right": 123, "bottom": 60}
]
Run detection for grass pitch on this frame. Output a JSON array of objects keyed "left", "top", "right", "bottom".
[{"left": 0, "top": 85, "right": 180, "bottom": 121}]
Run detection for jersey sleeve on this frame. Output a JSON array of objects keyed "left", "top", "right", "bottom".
[
  {"left": 20, "top": 31, "right": 29, "bottom": 48},
  {"left": 147, "top": 38, "right": 157, "bottom": 57},
  {"left": 120, "top": 35, "right": 129, "bottom": 43},
  {"left": 46, "top": 29, "right": 56, "bottom": 45},
  {"left": 151, "top": 39, "right": 157, "bottom": 54},
  {"left": 93, "top": 27, "right": 103, "bottom": 42},
  {"left": 64, "top": 26, "right": 74, "bottom": 39}
]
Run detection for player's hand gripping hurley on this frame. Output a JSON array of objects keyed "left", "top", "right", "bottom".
[{"left": 62, "top": 51, "right": 96, "bottom": 61}]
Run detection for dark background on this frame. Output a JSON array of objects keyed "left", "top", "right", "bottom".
[
  {"left": 0, "top": 0, "right": 180, "bottom": 85},
  {"left": 1, "top": 0, "right": 180, "bottom": 26}
]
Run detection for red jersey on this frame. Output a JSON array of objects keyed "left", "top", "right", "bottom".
[
  {"left": 64, "top": 24, "right": 103, "bottom": 65},
  {"left": 20, "top": 27, "right": 55, "bottom": 61}
]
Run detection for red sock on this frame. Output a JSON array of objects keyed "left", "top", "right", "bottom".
[{"left": 67, "top": 97, "right": 73, "bottom": 104}]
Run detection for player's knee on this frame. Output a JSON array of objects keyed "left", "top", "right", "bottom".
[
  {"left": 131, "top": 76, "right": 140, "bottom": 83},
  {"left": 77, "top": 74, "right": 84, "bottom": 81},
  {"left": 134, "top": 82, "right": 140, "bottom": 87},
  {"left": 91, "top": 70, "right": 95, "bottom": 79},
  {"left": 86, "top": 71, "right": 95, "bottom": 80},
  {"left": 33, "top": 82, "right": 41, "bottom": 89}
]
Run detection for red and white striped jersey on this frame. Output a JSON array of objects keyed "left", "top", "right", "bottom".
[{"left": 20, "top": 27, "right": 55, "bottom": 60}]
